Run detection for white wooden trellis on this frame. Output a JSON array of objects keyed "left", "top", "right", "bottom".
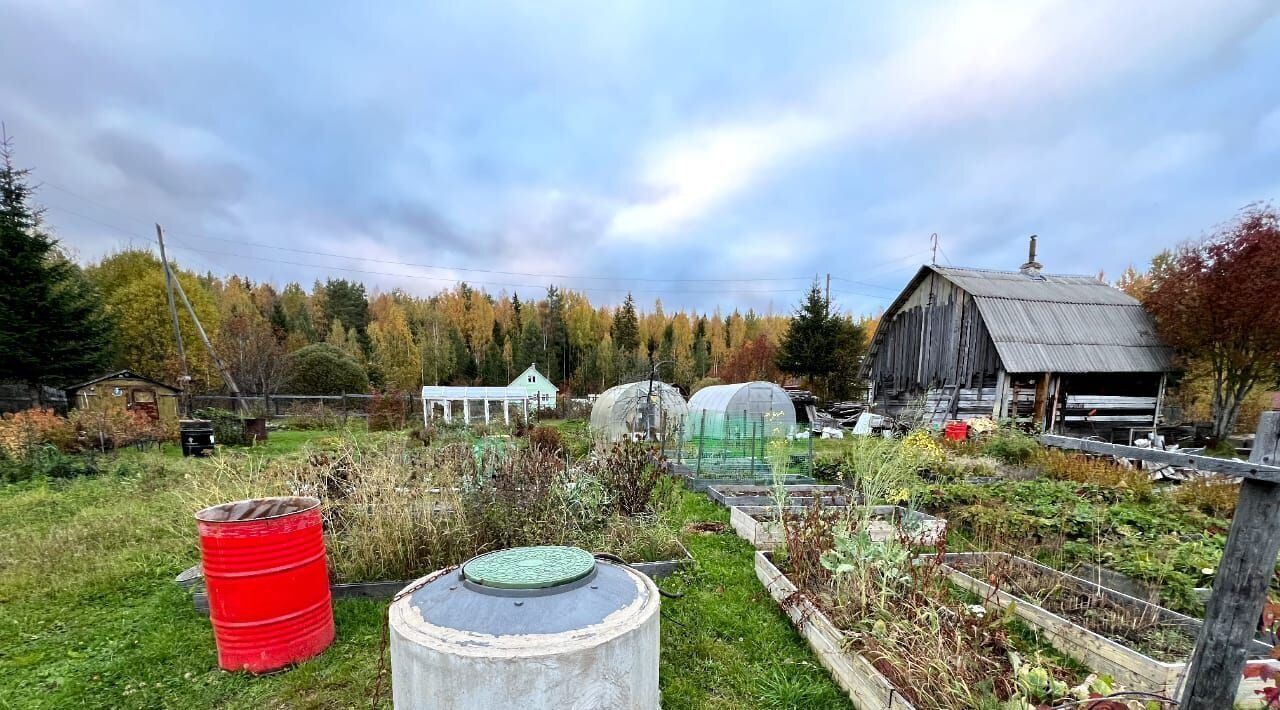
[{"left": 420, "top": 386, "right": 531, "bottom": 426}]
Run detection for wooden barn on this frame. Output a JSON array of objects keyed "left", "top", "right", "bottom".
[
  {"left": 65, "top": 370, "right": 182, "bottom": 425},
  {"left": 861, "top": 241, "right": 1174, "bottom": 438}
]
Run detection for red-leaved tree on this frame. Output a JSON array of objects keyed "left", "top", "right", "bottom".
[
  {"left": 1145, "top": 204, "right": 1280, "bottom": 441},
  {"left": 721, "top": 334, "right": 779, "bottom": 383}
]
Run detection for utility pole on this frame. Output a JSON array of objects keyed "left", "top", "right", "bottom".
[
  {"left": 824, "top": 273, "right": 830, "bottom": 306},
  {"left": 645, "top": 358, "right": 672, "bottom": 439},
  {"left": 930, "top": 232, "right": 939, "bottom": 265},
  {"left": 155, "top": 224, "right": 190, "bottom": 414},
  {"left": 172, "top": 273, "right": 242, "bottom": 403},
  {"left": 156, "top": 224, "right": 242, "bottom": 412}
]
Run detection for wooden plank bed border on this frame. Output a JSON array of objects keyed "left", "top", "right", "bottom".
[
  {"left": 932, "top": 551, "right": 1273, "bottom": 705},
  {"left": 755, "top": 551, "right": 917, "bottom": 709},
  {"left": 729, "top": 505, "right": 944, "bottom": 550},
  {"left": 706, "top": 483, "right": 852, "bottom": 508}
]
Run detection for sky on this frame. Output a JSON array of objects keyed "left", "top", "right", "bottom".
[{"left": 2, "top": 1, "right": 1279, "bottom": 316}]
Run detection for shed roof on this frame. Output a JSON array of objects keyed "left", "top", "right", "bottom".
[
  {"left": 64, "top": 369, "right": 182, "bottom": 393},
  {"left": 875, "top": 265, "right": 1173, "bottom": 374}
]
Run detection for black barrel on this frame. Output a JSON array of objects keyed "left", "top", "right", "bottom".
[{"left": 180, "top": 419, "right": 216, "bottom": 457}]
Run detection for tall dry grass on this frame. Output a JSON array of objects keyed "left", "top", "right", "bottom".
[{"left": 181, "top": 434, "right": 681, "bottom": 583}]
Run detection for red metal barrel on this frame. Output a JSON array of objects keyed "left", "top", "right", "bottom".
[{"left": 195, "top": 496, "right": 334, "bottom": 673}]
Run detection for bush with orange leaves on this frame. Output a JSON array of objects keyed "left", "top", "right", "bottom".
[
  {"left": 0, "top": 408, "right": 77, "bottom": 456},
  {"left": 68, "top": 406, "right": 171, "bottom": 451}
]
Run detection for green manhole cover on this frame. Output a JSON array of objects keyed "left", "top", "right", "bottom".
[{"left": 462, "top": 546, "right": 595, "bottom": 590}]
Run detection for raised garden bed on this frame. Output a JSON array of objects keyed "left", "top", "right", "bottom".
[
  {"left": 754, "top": 550, "right": 918, "bottom": 709},
  {"left": 729, "top": 505, "right": 944, "bottom": 550},
  {"left": 680, "top": 475, "right": 817, "bottom": 492},
  {"left": 706, "top": 483, "right": 852, "bottom": 508},
  {"left": 937, "top": 551, "right": 1274, "bottom": 703},
  {"left": 181, "top": 540, "right": 695, "bottom": 614},
  {"left": 1071, "top": 562, "right": 1211, "bottom": 607},
  {"left": 668, "top": 464, "right": 815, "bottom": 491}
]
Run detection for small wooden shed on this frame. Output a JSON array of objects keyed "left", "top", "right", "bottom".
[{"left": 65, "top": 370, "right": 182, "bottom": 425}]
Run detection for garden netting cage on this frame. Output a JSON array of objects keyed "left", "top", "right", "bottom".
[{"left": 675, "top": 382, "right": 811, "bottom": 479}]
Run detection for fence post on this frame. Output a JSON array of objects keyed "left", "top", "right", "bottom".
[
  {"left": 341, "top": 393, "right": 348, "bottom": 425},
  {"left": 695, "top": 410, "right": 706, "bottom": 476},
  {"left": 750, "top": 418, "right": 757, "bottom": 477},
  {"left": 1181, "top": 411, "right": 1280, "bottom": 708},
  {"left": 808, "top": 424, "right": 815, "bottom": 478}
]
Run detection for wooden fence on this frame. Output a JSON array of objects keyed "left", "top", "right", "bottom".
[{"left": 190, "top": 393, "right": 407, "bottom": 420}]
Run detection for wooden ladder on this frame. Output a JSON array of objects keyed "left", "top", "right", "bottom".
[{"left": 929, "top": 385, "right": 960, "bottom": 428}]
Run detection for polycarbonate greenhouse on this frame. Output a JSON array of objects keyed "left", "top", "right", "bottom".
[
  {"left": 681, "top": 381, "right": 808, "bottom": 478},
  {"left": 589, "top": 380, "right": 689, "bottom": 441},
  {"left": 685, "top": 381, "right": 796, "bottom": 439}
]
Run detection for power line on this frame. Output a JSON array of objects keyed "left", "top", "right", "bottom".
[
  {"left": 165, "top": 237, "right": 895, "bottom": 299},
  {"left": 40, "top": 195, "right": 896, "bottom": 300},
  {"left": 38, "top": 184, "right": 814, "bottom": 284},
  {"left": 45, "top": 204, "right": 144, "bottom": 240},
  {"left": 168, "top": 229, "right": 815, "bottom": 283}
]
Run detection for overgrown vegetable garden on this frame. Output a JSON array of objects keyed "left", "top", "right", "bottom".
[{"left": 1, "top": 408, "right": 1278, "bottom": 708}]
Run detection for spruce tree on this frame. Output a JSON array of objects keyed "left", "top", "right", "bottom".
[
  {"left": 775, "top": 281, "right": 837, "bottom": 388},
  {"left": 543, "top": 286, "right": 567, "bottom": 381},
  {"left": 519, "top": 318, "right": 544, "bottom": 373},
  {"left": 510, "top": 292, "right": 524, "bottom": 367},
  {"left": 826, "top": 317, "right": 868, "bottom": 401},
  {"left": 0, "top": 135, "right": 112, "bottom": 386},
  {"left": 610, "top": 293, "right": 640, "bottom": 353}
]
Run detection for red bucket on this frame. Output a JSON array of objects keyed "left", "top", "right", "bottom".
[
  {"left": 196, "top": 496, "right": 334, "bottom": 673},
  {"left": 943, "top": 421, "right": 969, "bottom": 442}
]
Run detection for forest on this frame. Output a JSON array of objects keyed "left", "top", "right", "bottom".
[{"left": 79, "top": 247, "right": 870, "bottom": 398}]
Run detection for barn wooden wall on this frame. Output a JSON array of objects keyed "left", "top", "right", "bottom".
[
  {"left": 868, "top": 273, "right": 1000, "bottom": 399},
  {"left": 866, "top": 271, "right": 1166, "bottom": 437}
]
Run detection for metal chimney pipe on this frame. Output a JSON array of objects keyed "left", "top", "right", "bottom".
[{"left": 1020, "top": 234, "right": 1043, "bottom": 276}]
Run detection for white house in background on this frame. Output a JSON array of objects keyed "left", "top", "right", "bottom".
[{"left": 510, "top": 363, "right": 558, "bottom": 410}]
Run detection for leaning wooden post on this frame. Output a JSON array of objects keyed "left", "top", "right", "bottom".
[{"left": 1181, "top": 411, "right": 1280, "bottom": 708}]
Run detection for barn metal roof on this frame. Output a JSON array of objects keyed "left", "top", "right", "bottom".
[
  {"left": 873, "top": 265, "right": 1173, "bottom": 374},
  {"left": 931, "top": 266, "right": 1138, "bottom": 305}
]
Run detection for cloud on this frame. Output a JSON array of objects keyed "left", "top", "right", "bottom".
[
  {"left": 89, "top": 129, "right": 250, "bottom": 204},
  {"left": 608, "top": 115, "right": 828, "bottom": 240},
  {"left": 376, "top": 201, "right": 472, "bottom": 256},
  {"left": 1125, "top": 132, "right": 1222, "bottom": 182},
  {"left": 3, "top": 0, "right": 1278, "bottom": 316},
  {"left": 607, "top": 1, "right": 1275, "bottom": 241}
]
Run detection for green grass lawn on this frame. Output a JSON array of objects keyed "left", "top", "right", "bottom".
[{"left": 0, "top": 429, "right": 849, "bottom": 709}]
